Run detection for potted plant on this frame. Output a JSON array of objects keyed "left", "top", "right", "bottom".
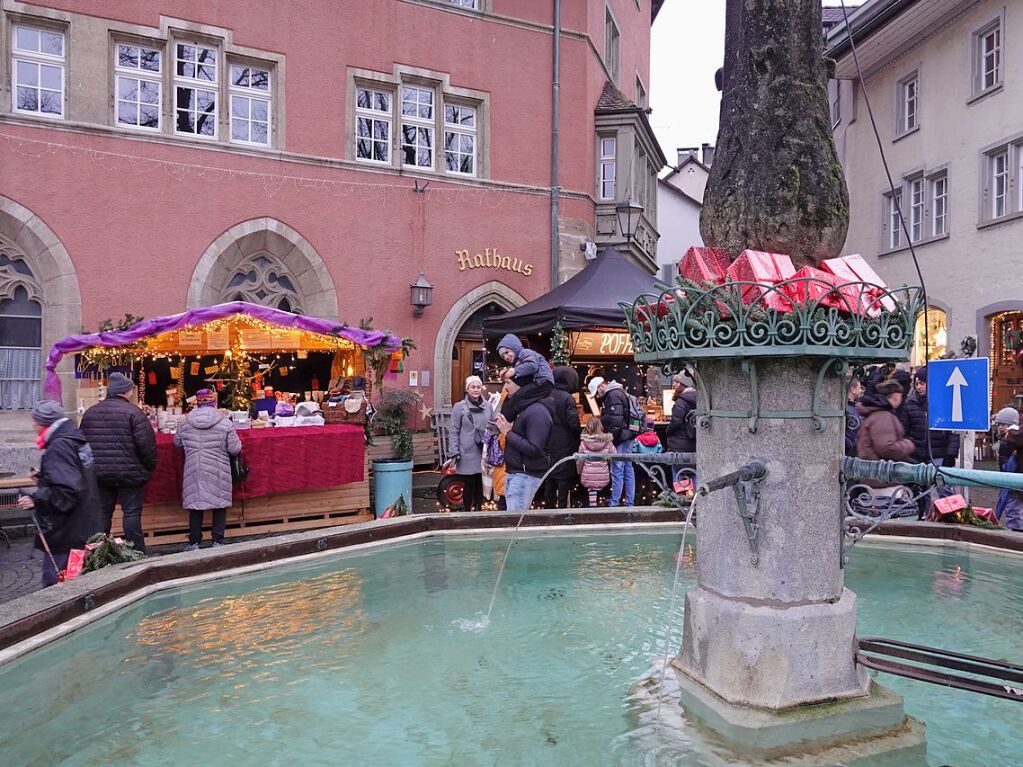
[{"left": 369, "top": 388, "right": 419, "bottom": 518}]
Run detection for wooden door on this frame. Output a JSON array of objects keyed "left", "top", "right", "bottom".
[{"left": 451, "top": 339, "right": 484, "bottom": 402}]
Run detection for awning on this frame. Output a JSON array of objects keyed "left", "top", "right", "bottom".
[{"left": 482, "top": 248, "right": 662, "bottom": 337}]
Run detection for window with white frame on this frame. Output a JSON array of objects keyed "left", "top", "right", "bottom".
[
  {"left": 885, "top": 189, "right": 903, "bottom": 250},
  {"left": 908, "top": 176, "right": 924, "bottom": 242},
  {"left": 114, "top": 43, "right": 161, "bottom": 130},
  {"left": 443, "top": 103, "right": 476, "bottom": 175},
  {"left": 974, "top": 19, "right": 1002, "bottom": 96},
  {"left": 897, "top": 72, "right": 918, "bottom": 134},
  {"left": 598, "top": 136, "right": 616, "bottom": 200},
  {"left": 174, "top": 41, "right": 218, "bottom": 137},
  {"left": 605, "top": 8, "right": 620, "bottom": 84},
  {"left": 401, "top": 85, "right": 434, "bottom": 168},
  {"left": 448, "top": 0, "right": 478, "bottom": 7},
  {"left": 229, "top": 64, "right": 271, "bottom": 146},
  {"left": 990, "top": 149, "right": 1008, "bottom": 219},
  {"left": 635, "top": 77, "right": 647, "bottom": 109},
  {"left": 355, "top": 87, "right": 392, "bottom": 163},
  {"left": 12, "top": 24, "right": 65, "bottom": 118},
  {"left": 930, "top": 172, "right": 948, "bottom": 237}
]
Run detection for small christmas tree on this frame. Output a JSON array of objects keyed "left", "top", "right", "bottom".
[{"left": 550, "top": 322, "right": 570, "bottom": 367}]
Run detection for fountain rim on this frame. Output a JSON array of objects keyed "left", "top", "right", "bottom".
[{"left": 1, "top": 513, "right": 1021, "bottom": 668}]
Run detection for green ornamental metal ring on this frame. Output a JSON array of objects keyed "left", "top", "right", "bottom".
[{"left": 621, "top": 276, "right": 925, "bottom": 364}]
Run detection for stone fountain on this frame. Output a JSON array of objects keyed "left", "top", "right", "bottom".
[{"left": 623, "top": 1, "right": 928, "bottom": 763}]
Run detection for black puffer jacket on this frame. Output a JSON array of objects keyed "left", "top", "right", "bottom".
[
  {"left": 546, "top": 367, "right": 582, "bottom": 479},
  {"left": 504, "top": 400, "right": 553, "bottom": 477},
  {"left": 599, "top": 385, "right": 631, "bottom": 445},
  {"left": 666, "top": 389, "right": 697, "bottom": 452},
  {"left": 33, "top": 420, "right": 103, "bottom": 553},
  {"left": 896, "top": 395, "right": 928, "bottom": 464},
  {"left": 80, "top": 395, "right": 157, "bottom": 487}
]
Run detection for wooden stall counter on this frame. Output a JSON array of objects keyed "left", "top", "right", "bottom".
[{"left": 112, "top": 423, "right": 371, "bottom": 544}]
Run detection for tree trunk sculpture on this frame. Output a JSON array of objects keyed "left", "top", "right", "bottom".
[{"left": 700, "top": 0, "right": 849, "bottom": 268}]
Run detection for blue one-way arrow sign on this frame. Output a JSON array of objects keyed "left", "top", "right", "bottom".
[{"left": 927, "top": 358, "right": 990, "bottom": 431}]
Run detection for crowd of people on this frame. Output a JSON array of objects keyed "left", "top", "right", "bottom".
[
  {"left": 16, "top": 373, "right": 244, "bottom": 586},
  {"left": 446, "top": 334, "right": 699, "bottom": 512}
]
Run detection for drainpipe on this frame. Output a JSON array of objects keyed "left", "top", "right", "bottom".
[{"left": 550, "top": 0, "right": 561, "bottom": 290}]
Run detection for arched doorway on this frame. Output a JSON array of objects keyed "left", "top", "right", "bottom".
[
  {"left": 188, "top": 217, "right": 338, "bottom": 320},
  {"left": 450, "top": 301, "right": 503, "bottom": 403},
  {"left": 988, "top": 308, "right": 1023, "bottom": 409},
  {"left": 433, "top": 281, "right": 526, "bottom": 409},
  {"left": 910, "top": 305, "right": 949, "bottom": 367},
  {"left": 0, "top": 196, "right": 82, "bottom": 409}
]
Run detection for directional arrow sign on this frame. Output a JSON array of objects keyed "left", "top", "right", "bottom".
[
  {"left": 946, "top": 366, "right": 967, "bottom": 423},
  {"left": 927, "top": 358, "right": 990, "bottom": 431}
]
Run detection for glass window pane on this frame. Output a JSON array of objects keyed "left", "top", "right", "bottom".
[
  {"left": 118, "top": 77, "right": 137, "bottom": 100},
  {"left": 41, "top": 31, "right": 63, "bottom": 56},
  {"left": 15, "top": 26, "right": 40, "bottom": 53},
  {"left": 357, "top": 89, "right": 370, "bottom": 110},
  {"left": 178, "top": 61, "right": 195, "bottom": 79},
  {"left": 231, "top": 95, "right": 248, "bottom": 118},
  {"left": 251, "top": 99, "right": 268, "bottom": 121},
  {"left": 16, "top": 61, "right": 38, "bottom": 87},
  {"left": 0, "top": 317, "right": 42, "bottom": 347},
  {"left": 445, "top": 105, "right": 456, "bottom": 123},
  {"left": 252, "top": 122, "right": 268, "bottom": 144},
  {"left": 139, "top": 105, "right": 159, "bottom": 128},
  {"left": 40, "top": 65, "right": 60, "bottom": 90},
  {"left": 374, "top": 141, "right": 388, "bottom": 162},
  {"left": 177, "top": 43, "right": 194, "bottom": 61},
  {"left": 176, "top": 87, "right": 195, "bottom": 110},
  {"left": 232, "top": 65, "right": 249, "bottom": 87},
  {"left": 357, "top": 138, "right": 372, "bottom": 158},
  {"left": 445, "top": 152, "right": 457, "bottom": 172},
  {"left": 16, "top": 86, "right": 38, "bottom": 112},
  {"left": 250, "top": 69, "right": 269, "bottom": 90},
  {"left": 461, "top": 155, "right": 473, "bottom": 174},
  {"left": 356, "top": 116, "right": 371, "bottom": 138},
  {"left": 197, "top": 113, "right": 215, "bottom": 136},
  {"left": 140, "top": 49, "right": 160, "bottom": 72},
  {"left": 176, "top": 109, "right": 195, "bottom": 133},
  {"left": 140, "top": 80, "right": 159, "bottom": 104},
  {"left": 231, "top": 119, "right": 248, "bottom": 141},
  {"left": 118, "top": 44, "right": 138, "bottom": 69},
  {"left": 198, "top": 63, "right": 215, "bottom": 81},
  {"left": 374, "top": 92, "right": 389, "bottom": 111},
  {"left": 39, "top": 91, "right": 61, "bottom": 115},
  {"left": 461, "top": 134, "right": 473, "bottom": 153},
  {"left": 197, "top": 90, "right": 216, "bottom": 110},
  {"left": 373, "top": 120, "right": 388, "bottom": 140},
  {"left": 117, "top": 102, "right": 137, "bottom": 125}
]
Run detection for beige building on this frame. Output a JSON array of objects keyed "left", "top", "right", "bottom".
[{"left": 827, "top": 0, "right": 1023, "bottom": 407}]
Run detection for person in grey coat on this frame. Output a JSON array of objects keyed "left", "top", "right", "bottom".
[
  {"left": 447, "top": 375, "right": 494, "bottom": 511},
  {"left": 174, "top": 389, "right": 241, "bottom": 550}
]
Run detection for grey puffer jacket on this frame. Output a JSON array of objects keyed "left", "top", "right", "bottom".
[
  {"left": 447, "top": 396, "right": 494, "bottom": 475},
  {"left": 174, "top": 408, "right": 242, "bottom": 510}
]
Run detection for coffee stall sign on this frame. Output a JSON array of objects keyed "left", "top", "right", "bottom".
[
  {"left": 571, "top": 331, "right": 634, "bottom": 358},
  {"left": 456, "top": 247, "right": 534, "bottom": 276}
]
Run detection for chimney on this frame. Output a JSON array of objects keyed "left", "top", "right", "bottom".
[
  {"left": 677, "top": 147, "right": 699, "bottom": 167},
  {"left": 702, "top": 143, "right": 716, "bottom": 167}
]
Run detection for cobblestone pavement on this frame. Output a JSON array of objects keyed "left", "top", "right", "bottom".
[{"left": 0, "top": 526, "right": 43, "bottom": 603}]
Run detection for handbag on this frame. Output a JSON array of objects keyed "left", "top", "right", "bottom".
[{"left": 226, "top": 431, "right": 249, "bottom": 483}]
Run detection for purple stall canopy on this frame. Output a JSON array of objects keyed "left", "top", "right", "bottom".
[{"left": 45, "top": 301, "right": 403, "bottom": 400}]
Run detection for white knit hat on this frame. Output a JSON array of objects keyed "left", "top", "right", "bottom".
[
  {"left": 994, "top": 406, "right": 1020, "bottom": 427},
  {"left": 465, "top": 375, "right": 483, "bottom": 389}
]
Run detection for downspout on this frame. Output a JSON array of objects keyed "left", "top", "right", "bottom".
[{"left": 550, "top": 0, "right": 561, "bottom": 290}]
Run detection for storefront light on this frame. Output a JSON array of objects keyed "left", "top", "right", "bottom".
[
  {"left": 410, "top": 270, "right": 434, "bottom": 318},
  {"left": 615, "top": 198, "right": 644, "bottom": 245}
]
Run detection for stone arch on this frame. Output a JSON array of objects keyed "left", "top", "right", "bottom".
[
  {"left": 977, "top": 299, "right": 1023, "bottom": 361},
  {"left": 188, "top": 218, "right": 338, "bottom": 320},
  {"left": 433, "top": 281, "right": 526, "bottom": 409},
  {"left": 0, "top": 196, "right": 82, "bottom": 409}
]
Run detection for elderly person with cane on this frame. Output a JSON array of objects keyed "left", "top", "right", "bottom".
[{"left": 16, "top": 400, "right": 102, "bottom": 587}]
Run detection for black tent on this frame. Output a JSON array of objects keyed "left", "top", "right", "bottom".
[{"left": 482, "top": 248, "right": 662, "bottom": 337}]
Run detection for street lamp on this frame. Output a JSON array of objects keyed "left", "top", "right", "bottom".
[
  {"left": 410, "top": 270, "right": 434, "bottom": 317},
  {"left": 615, "top": 198, "right": 644, "bottom": 245}
]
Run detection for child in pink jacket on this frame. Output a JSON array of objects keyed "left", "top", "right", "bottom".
[{"left": 577, "top": 418, "right": 615, "bottom": 506}]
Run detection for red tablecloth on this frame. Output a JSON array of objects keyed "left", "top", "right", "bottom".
[{"left": 144, "top": 424, "right": 365, "bottom": 503}]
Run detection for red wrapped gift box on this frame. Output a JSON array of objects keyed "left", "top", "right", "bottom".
[
  {"left": 636, "top": 294, "right": 677, "bottom": 329},
  {"left": 930, "top": 494, "right": 968, "bottom": 516},
  {"left": 781, "top": 266, "right": 849, "bottom": 311},
  {"left": 820, "top": 254, "right": 896, "bottom": 314},
  {"left": 972, "top": 506, "right": 998, "bottom": 525},
  {"left": 725, "top": 250, "right": 796, "bottom": 312},
  {"left": 679, "top": 246, "right": 731, "bottom": 285}
]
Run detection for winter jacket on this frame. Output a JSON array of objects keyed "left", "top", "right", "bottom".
[
  {"left": 632, "top": 430, "right": 663, "bottom": 455},
  {"left": 599, "top": 383, "right": 632, "bottom": 446},
  {"left": 666, "top": 389, "right": 697, "bottom": 452},
  {"left": 80, "top": 394, "right": 157, "bottom": 487},
  {"left": 857, "top": 394, "right": 915, "bottom": 464},
  {"left": 32, "top": 420, "right": 103, "bottom": 554},
  {"left": 576, "top": 433, "right": 615, "bottom": 490},
  {"left": 546, "top": 367, "right": 582, "bottom": 480},
  {"left": 447, "top": 395, "right": 494, "bottom": 475},
  {"left": 896, "top": 395, "right": 928, "bottom": 463},
  {"left": 503, "top": 400, "right": 553, "bottom": 477},
  {"left": 844, "top": 400, "right": 861, "bottom": 457},
  {"left": 497, "top": 333, "right": 555, "bottom": 386},
  {"left": 174, "top": 408, "right": 242, "bottom": 510}
]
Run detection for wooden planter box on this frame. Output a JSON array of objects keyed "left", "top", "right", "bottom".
[{"left": 367, "top": 432, "right": 436, "bottom": 466}]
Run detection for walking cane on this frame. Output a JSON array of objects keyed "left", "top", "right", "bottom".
[{"left": 25, "top": 503, "right": 63, "bottom": 583}]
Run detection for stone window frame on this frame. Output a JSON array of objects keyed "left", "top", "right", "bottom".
[
  {"left": 969, "top": 13, "right": 1004, "bottom": 104},
  {"left": 113, "top": 39, "right": 162, "bottom": 132},
  {"left": 879, "top": 165, "right": 952, "bottom": 254},
  {"left": 604, "top": 4, "right": 621, "bottom": 85},
  {"left": 881, "top": 187, "right": 904, "bottom": 252},
  {"left": 10, "top": 18, "right": 67, "bottom": 120},
  {"left": 0, "top": 236, "right": 45, "bottom": 410},
  {"left": 347, "top": 65, "right": 490, "bottom": 180},
  {"left": 221, "top": 251, "right": 303, "bottom": 314},
  {"left": 975, "top": 131, "right": 1023, "bottom": 228},
  {"left": 354, "top": 84, "right": 393, "bottom": 165},
  {"left": 894, "top": 68, "right": 919, "bottom": 140},
  {"left": 226, "top": 58, "right": 272, "bottom": 147},
  {"left": 400, "top": 82, "right": 436, "bottom": 170},
  {"left": 171, "top": 34, "right": 220, "bottom": 140},
  {"left": 929, "top": 169, "right": 949, "bottom": 238},
  {"left": 442, "top": 100, "right": 478, "bottom": 177},
  {"left": 635, "top": 74, "right": 647, "bottom": 110},
  {"left": 597, "top": 132, "right": 617, "bottom": 201}
]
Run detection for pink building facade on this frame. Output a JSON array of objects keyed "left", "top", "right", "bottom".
[{"left": 0, "top": 0, "right": 664, "bottom": 413}]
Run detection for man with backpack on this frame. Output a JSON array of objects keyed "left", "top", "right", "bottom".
[
  {"left": 588, "top": 376, "right": 636, "bottom": 507},
  {"left": 666, "top": 370, "right": 698, "bottom": 484}
]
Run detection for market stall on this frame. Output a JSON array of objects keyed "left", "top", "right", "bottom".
[{"left": 44, "top": 302, "right": 403, "bottom": 543}]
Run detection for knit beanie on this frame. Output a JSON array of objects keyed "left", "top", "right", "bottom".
[
  {"left": 31, "top": 400, "right": 65, "bottom": 426},
  {"left": 195, "top": 389, "right": 218, "bottom": 408},
  {"left": 672, "top": 371, "right": 694, "bottom": 389},
  {"left": 914, "top": 366, "right": 928, "bottom": 384},
  {"left": 465, "top": 375, "right": 483, "bottom": 390},
  {"left": 994, "top": 406, "right": 1020, "bottom": 427},
  {"left": 106, "top": 372, "right": 134, "bottom": 395}
]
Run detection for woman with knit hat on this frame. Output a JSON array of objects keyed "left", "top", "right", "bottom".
[
  {"left": 446, "top": 375, "right": 494, "bottom": 511},
  {"left": 16, "top": 400, "right": 102, "bottom": 586},
  {"left": 174, "top": 389, "right": 241, "bottom": 549}
]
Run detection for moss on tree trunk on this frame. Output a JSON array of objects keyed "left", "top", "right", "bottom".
[{"left": 700, "top": 0, "right": 849, "bottom": 268}]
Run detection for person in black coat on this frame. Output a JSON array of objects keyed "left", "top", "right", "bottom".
[
  {"left": 17, "top": 400, "right": 103, "bottom": 586},
  {"left": 894, "top": 370, "right": 928, "bottom": 463},
  {"left": 543, "top": 366, "right": 582, "bottom": 509},
  {"left": 844, "top": 376, "right": 865, "bottom": 457},
  {"left": 911, "top": 367, "right": 961, "bottom": 465},
  {"left": 80, "top": 372, "right": 157, "bottom": 552},
  {"left": 496, "top": 380, "right": 553, "bottom": 512},
  {"left": 665, "top": 371, "right": 697, "bottom": 453}
]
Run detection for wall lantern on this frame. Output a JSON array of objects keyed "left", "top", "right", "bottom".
[
  {"left": 410, "top": 270, "right": 434, "bottom": 317},
  {"left": 615, "top": 198, "right": 644, "bottom": 245}
]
